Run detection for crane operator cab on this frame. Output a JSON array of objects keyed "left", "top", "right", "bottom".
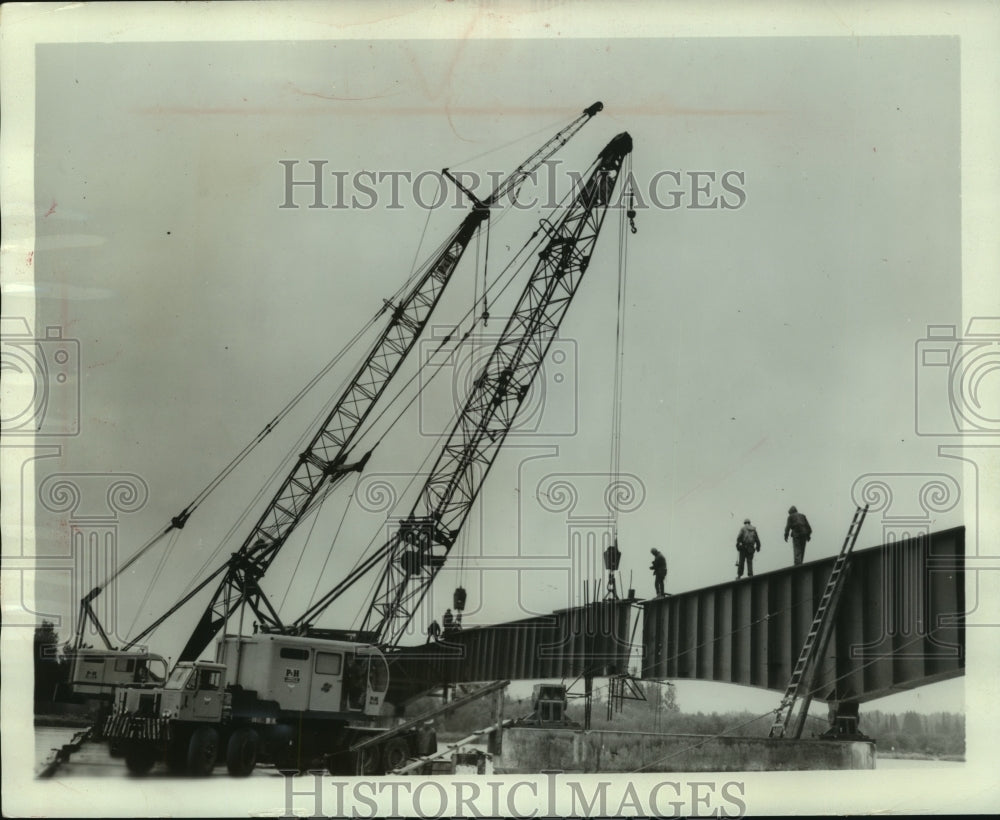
[
  {"left": 217, "top": 634, "right": 389, "bottom": 719},
  {"left": 68, "top": 649, "right": 168, "bottom": 700}
]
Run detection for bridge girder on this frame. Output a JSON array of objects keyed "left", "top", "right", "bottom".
[{"left": 641, "top": 527, "right": 965, "bottom": 703}]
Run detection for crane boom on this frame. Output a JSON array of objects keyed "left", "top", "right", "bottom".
[
  {"left": 293, "top": 132, "right": 633, "bottom": 647},
  {"left": 169, "top": 103, "right": 603, "bottom": 662}
]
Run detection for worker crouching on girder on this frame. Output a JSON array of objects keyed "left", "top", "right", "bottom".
[{"left": 649, "top": 548, "right": 667, "bottom": 597}]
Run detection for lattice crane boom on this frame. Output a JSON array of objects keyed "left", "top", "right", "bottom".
[
  {"left": 165, "top": 103, "right": 604, "bottom": 661},
  {"left": 294, "top": 132, "right": 634, "bottom": 647}
]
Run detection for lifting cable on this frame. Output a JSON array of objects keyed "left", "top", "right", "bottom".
[
  {"left": 103, "top": 304, "right": 388, "bottom": 624},
  {"left": 446, "top": 109, "right": 578, "bottom": 178},
  {"left": 155, "top": 185, "right": 553, "bottom": 635},
  {"left": 276, "top": 477, "right": 334, "bottom": 616},
  {"left": 309, "top": 174, "right": 593, "bottom": 624},
  {"left": 304, "top": 156, "right": 604, "bottom": 626},
  {"left": 409, "top": 202, "right": 436, "bottom": 280},
  {"left": 121, "top": 526, "right": 182, "bottom": 642},
  {"left": 88, "top": 111, "right": 579, "bottom": 630},
  {"left": 312, "top": 393, "right": 463, "bottom": 629},
  {"left": 481, "top": 214, "right": 492, "bottom": 325},
  {"left": 138, "top": 150, "right": 599, "bottom": 640},
  {"left": 157, "top": 222, "right": 459, "bottom": 606},
  {"left": 359, "top": 155, "right": 598, "bottom": 453},
  {"left": 607, "top": 158, "right": 633, "bottom": 545},
  {"left": 301, "top": 226, "right": 537, "bottom": 628},
  {"left": 299, "top": 470, "right": 364, "bottom": 619},
  {"left": 163, "top": 351, "right": 369, "bottom": 605},
  {"left": 126, "top": 221, "right": 463, "bottom": 601}
]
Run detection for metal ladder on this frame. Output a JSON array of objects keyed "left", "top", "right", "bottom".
[{"left": 768, "top": 504, "right": 869, "bottom": 738}]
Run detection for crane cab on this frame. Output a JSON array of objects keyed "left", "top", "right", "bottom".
[
  {"left": 217, "top": 634, "right": 388, "bottom": 719},
  {"left": 68, "top": 649, "right": 168, "bottom": 699}
]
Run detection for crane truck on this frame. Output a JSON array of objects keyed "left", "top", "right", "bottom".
[
  {"left": 66, "top": 100, "right": 601, "bottom": 708},
  {"left": 68, "top": 114, "right": 632, "bottom": 777}
]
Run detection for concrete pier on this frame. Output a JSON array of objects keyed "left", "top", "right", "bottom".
[{"left": 494, "top": 728, "right": 875, "bottom": 773}]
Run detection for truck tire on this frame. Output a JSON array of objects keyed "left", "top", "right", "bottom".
[
  {"left": 124, "top": 744, "right": 157, "bottom": 775},
  {"left": 187, "top": 726, "right": 220, "bottom": 776},
  {"left": 267, "top": 723, "right": 299, "bottom": 772},
  {"left": 164, "top": 731, "right": 189, "bottom": 775},
  {"left": 226, "top": 728, "right": 259, "bottom": 777},
  {"left": 381, "top": 738, "right": 409, "bottom": 772}
]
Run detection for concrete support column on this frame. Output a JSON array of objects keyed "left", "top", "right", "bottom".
[{"left": 821, "top": 700, "right": 870, "bottom": 741}]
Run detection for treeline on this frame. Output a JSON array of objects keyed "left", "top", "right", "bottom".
[
  {"left": 34, "top": 621, "right": 71, "bottom": 709},
  {"left": 860, "top": 709, "right": 965, "bottom": 757},
  {"left": 576, "top": 683, "right": 965, "bottom": 757},
  {"left": 411, "top": 680, "right": 964, "bottom": 760}
]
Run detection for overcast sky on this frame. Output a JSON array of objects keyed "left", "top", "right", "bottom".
[{"left": 24, "top": 34, "right": 970, "bottom": 717}]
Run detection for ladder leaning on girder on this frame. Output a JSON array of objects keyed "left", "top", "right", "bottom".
[{"left": 768, "top": 503, "right": 870, "bottom": 739}]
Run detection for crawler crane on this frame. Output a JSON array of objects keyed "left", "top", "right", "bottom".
[{"left": 67, "top": 112, "right": 633, "bottom": 778}]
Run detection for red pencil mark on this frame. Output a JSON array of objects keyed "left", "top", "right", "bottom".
[
  {"left": 287, "top": 81, "right": 400, "bottom": 103},
  {"left": 26, "top": 251, "right": 33, "bottom": 266},
  {"left": 44, "top": 200, "right": 57, "bottom": 218}
]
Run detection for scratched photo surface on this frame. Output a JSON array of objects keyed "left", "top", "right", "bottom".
[{"left": 3, "top": 3, "right": 998, "bottom": 817}]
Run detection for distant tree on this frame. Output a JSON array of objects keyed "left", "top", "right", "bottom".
[
  {"left": 643, "top": 681, "right": 678, "bottom": 713},
  {"left": 902, "top": 710, "right": 924, "bottom": 735},
  {"left": 34, "top": 620, "right": 69, "bottom": 707}
]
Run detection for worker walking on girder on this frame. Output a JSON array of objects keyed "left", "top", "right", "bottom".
[
  {"left": 784, "top": 505, "right": 813, "bottom": 565},
  {"left": 735, "top": 518, "right": 761, "bottom": 578},
  {"left": 649, "top": 548, "right": 667, "bottom": 597}
]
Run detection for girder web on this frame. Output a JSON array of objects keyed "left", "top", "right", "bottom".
[{"left": 640, "top": 527, "right": 965, "bottom": 703}]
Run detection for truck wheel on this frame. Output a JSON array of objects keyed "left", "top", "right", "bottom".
[
  {"left": 164, "top": 733, "right": 189, "bottom": 775},
  {"left": 124, "top": 745, "right": 157, "bottom": 775},
  {"left": 187, "top": 726, "right": 220, "bottom": 776},
  {"left": 381, "top": 738, "right": 409, "bottom": 772},
  {"left": 226, "top": 728, "right": 259, "bottom": 777}
]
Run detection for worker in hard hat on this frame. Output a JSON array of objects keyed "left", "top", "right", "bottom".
[
  {"left": 784, "top": 505, "right": 813, "bottom": 565},
  {"left": 735, "top": 518, "right": 761, "bottom": 579}
]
